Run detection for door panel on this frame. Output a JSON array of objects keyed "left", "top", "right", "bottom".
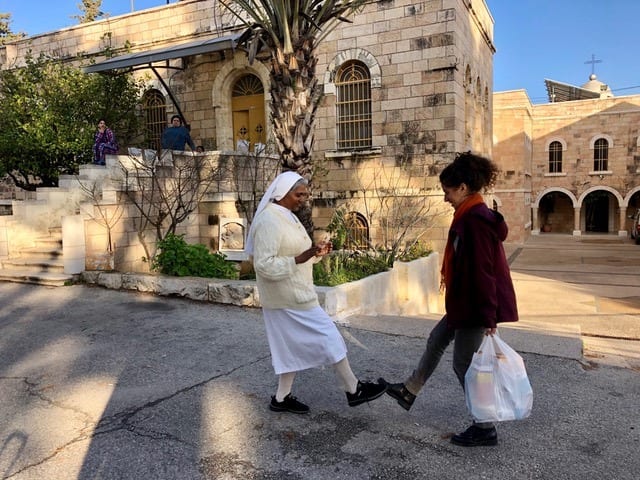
[
  {"left": 233, "top": 111, "right": 250, "bottom": 150},
  {"left": 232, "top": 93, "right": 265, "bottom": 151}
]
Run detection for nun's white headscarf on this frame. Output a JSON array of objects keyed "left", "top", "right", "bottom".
[{"left": 245, "top": 171, "right": 305, "bottom": 255}]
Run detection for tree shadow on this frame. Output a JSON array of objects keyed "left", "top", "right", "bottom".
[{"left": 0, "top": 283, "right": 271, "bottom": 479}]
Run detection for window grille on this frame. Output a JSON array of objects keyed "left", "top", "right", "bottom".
[
  {"left": 345, "top": 212, "right": 369, "bottom": 249},
  {"left": 142, "top": 89, "right": 167, "bottom": 152},
  {"left": 549, "top": 141, "right": 563, "bottom": 173},
  {"left": 336, "top": 61, "right": 372, "bottom": 151},
  {"left": 232, "top": 74, "right": 264, "bottom": 96},
  {"left": 593, "top": 138, "right": 608, "bottom": 171}
]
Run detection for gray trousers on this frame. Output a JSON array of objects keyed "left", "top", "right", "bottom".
[{"left": 404, "top": 315, "right": 494, "bottom": 428}]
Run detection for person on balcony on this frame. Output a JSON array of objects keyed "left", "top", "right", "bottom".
[
  {"left": 93, "top": 119, "right": 118, "bottom": 165},
  {"left": 161, "top": 115, "right": 195, "bottom": 151}
]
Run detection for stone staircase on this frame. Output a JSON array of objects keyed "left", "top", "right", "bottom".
[
  {"left": 0, "top": 163, "right": 118, "bottom": 288},
  {"left": 0, "top": 227, "right": 76, "bottom": 287}
]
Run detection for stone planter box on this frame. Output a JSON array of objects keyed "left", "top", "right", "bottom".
[
  {"left": 316, "top": 254, "right": 441, "bottom": 319},
  {"left": 81, "top": 253, "right": 441, "bottom": 319}
]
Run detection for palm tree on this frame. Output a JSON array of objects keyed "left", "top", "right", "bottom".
[{"left": 220, "top": 0, "right": 367, "bottom": 233}]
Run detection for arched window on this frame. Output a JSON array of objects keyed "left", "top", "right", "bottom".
[
  {"left": 594, "top": 138, "right": 608, "bottom": 171},
  {"left": 335, "top": 61, "right": 372, "bottom": 151},
  {"left": 232, "top": 74, "right": 264, "bottom": 97},
  {"left": 549, "top": 141, "right": 563, "bottom": 173},
  {"left": 345, "top": 212, "right": 369, "bottom": 249},
  {"left": 142, "top": 89, "right": 167, "bottom": 152}
]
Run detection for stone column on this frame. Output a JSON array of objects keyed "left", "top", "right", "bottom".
[
  {"left": 619, "top": 206, "right": 628, "bottom": 237},
  {"left": 531, "top": 206, "right": 540, "bottom": 234},
  {"left": 573, "top": 207, "right": 581, "bottom": 236}
]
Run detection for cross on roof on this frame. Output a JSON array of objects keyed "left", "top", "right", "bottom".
[{"left": 584, "top": 54, "right": 602, "bottom": 75}]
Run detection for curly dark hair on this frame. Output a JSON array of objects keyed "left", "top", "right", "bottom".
[{"left": 439, "top": 151, "right": 499, "bottom": 192}]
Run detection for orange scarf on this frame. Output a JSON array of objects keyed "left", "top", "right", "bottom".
[{"left": 440, "top": 193, "right": 485, "bottom": 291}]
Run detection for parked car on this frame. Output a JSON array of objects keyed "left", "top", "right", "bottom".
[{"left": 630, "top": 209, "right": 640, "bottom": 244}]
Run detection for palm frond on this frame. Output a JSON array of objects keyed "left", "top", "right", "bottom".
[{"left": 221, "top": 0, "right": 367, "bottom": 54}]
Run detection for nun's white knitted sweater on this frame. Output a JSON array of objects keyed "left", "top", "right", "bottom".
[{"left": 250, "top": 203, "right": 319, "bottom": 310}]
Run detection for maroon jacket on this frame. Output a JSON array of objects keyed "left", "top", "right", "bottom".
[{"left": 444, "top": 203, "right": 518, "bottom": 330}]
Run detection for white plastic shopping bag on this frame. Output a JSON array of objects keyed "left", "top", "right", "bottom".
[{"left": 465, "top": 334, "right": 533, "bottom": 422}]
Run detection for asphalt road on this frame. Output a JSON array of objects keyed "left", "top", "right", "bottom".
[{"left": 0, "top": 234, "right": 638, "bottom": 479}]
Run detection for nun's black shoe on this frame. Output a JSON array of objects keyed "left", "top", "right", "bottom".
[
  {"left": 346, "top": 380, "right": 387, "bottom": 407},
  {"left": 269, "top": 394, "right": 310, "bottom": 414}
]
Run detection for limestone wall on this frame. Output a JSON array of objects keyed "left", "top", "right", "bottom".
[
  {"left": 492, "top": 90, "right": 535, "bottom": 242},
  {"left": 79, "top": 151, "right": 281, "bottom": 272},
  {"left": 1, "top": 0, "right": 219, "bottom": 68},
  {"left": 311, "top": 0, "right": 495, "bottom": 251},
  {"left": 494, "top": 89, "right": 640, "bottom": 239}
]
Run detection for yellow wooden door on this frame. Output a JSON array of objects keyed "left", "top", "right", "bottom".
[
  {"left": 232, "top": 94, "right": 265, "bottom": 151},
  {"left": 232, "top": 75, "right": 266, "bottom": 152}
]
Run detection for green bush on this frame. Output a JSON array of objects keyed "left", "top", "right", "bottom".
[
  {"left": 152, "top": 233, "right": 238, "bottom": 279},
  {"left": 325, "top": 207, "right": 349, "bottom": 250},
  {"left": 397, "top": 241, "right": 432, "bottom": 262},
  {"left": 312, "top": 242, "right": 432, "bottom": 286},
  {"left": 313, "top": 251, "right": 389, "bottom": 287}
]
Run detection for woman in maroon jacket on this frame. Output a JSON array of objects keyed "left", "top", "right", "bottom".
[{"left": 380, "top": 152, "right": 518, "bottom": 447}]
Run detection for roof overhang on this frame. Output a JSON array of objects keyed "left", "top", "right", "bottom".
[
  {"left": 544, "top": 78, "right": 600, "bottom": 103},
  {"left": 84, "top": 33, "right": 240, "bottom": 73}
]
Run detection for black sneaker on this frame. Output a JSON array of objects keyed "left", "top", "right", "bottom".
[
  {"left": 379, "top": 378, "right": 416, "bottom": 411},
  {"left": 269, "top": 394, "right": 310, "bottom": 414},
  {"left": 346, "top": 380, "right": 387, "bottom": 407},
  {"left": 451, "top": 425, "right": 498, "bottom": 447}
]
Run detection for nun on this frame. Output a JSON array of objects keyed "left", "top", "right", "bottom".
[{"left": 246, "top": 171, "right": 386, "bottom": 413}]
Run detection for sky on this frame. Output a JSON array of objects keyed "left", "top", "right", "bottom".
[{"left": 2, "top": 0, "right": 640, "bottom": 104}]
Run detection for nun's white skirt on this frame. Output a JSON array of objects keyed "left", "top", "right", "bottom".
[{"left": 262, "top": 306, "right": 348, "bottom": 375}]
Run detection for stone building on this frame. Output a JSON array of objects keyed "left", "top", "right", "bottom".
[
  {"left": 493, "top": 74, "right": 640, "bottom": 244},
  {"left": 0, "top": 0, "right": 496, "bottom": 273}
]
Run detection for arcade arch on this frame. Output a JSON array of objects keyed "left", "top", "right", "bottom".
[
  {"left": 532, "top": 186, "right": 629, "bottom": 236},
  {"left": 536, "top": 189, "right": 576, "bottom": 234}
]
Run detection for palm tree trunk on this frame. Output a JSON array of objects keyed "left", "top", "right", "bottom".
[{"left": 269, "top": 47, "right": 322, "bottom": 236}]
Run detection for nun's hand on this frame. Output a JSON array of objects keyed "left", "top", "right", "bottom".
[{"left": 316, "top": 241, "right": 332, "bottom": 257}]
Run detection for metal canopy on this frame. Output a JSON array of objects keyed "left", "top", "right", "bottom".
[
  {"left": 84, "top": 34, "right": 239, "bottom": 73},
  {"left": 544, "top": 78, "right": 600, "bottom": 103}
]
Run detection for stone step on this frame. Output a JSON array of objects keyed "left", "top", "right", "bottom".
[
  {"left": 32, "top": 228, "right": 63, "bottom": 249},
  {"left": 16, "top": 246, "right": 63, "bottom": 260},
  {"left": 0, "top": 268, "right": 75, "bottom": 287},
  {"left": 1, "top": 257, "right": 65, "bottom": 273},
  {"left": 33, "top": 238, "right": 63, "bottom": 250},
  {"left": 0, "top": 228, "right": 67, "bottom": 287}
]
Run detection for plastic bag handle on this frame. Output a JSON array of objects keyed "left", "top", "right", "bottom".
[
  {"left": 491, "top": 334, "right": 507, "bottom": 359},
  {"left": 477, "top": 334, "right": 506, "bottom": 360},
  {"left": 476, "top": 334, "right": 496, "bottom": 357}
]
